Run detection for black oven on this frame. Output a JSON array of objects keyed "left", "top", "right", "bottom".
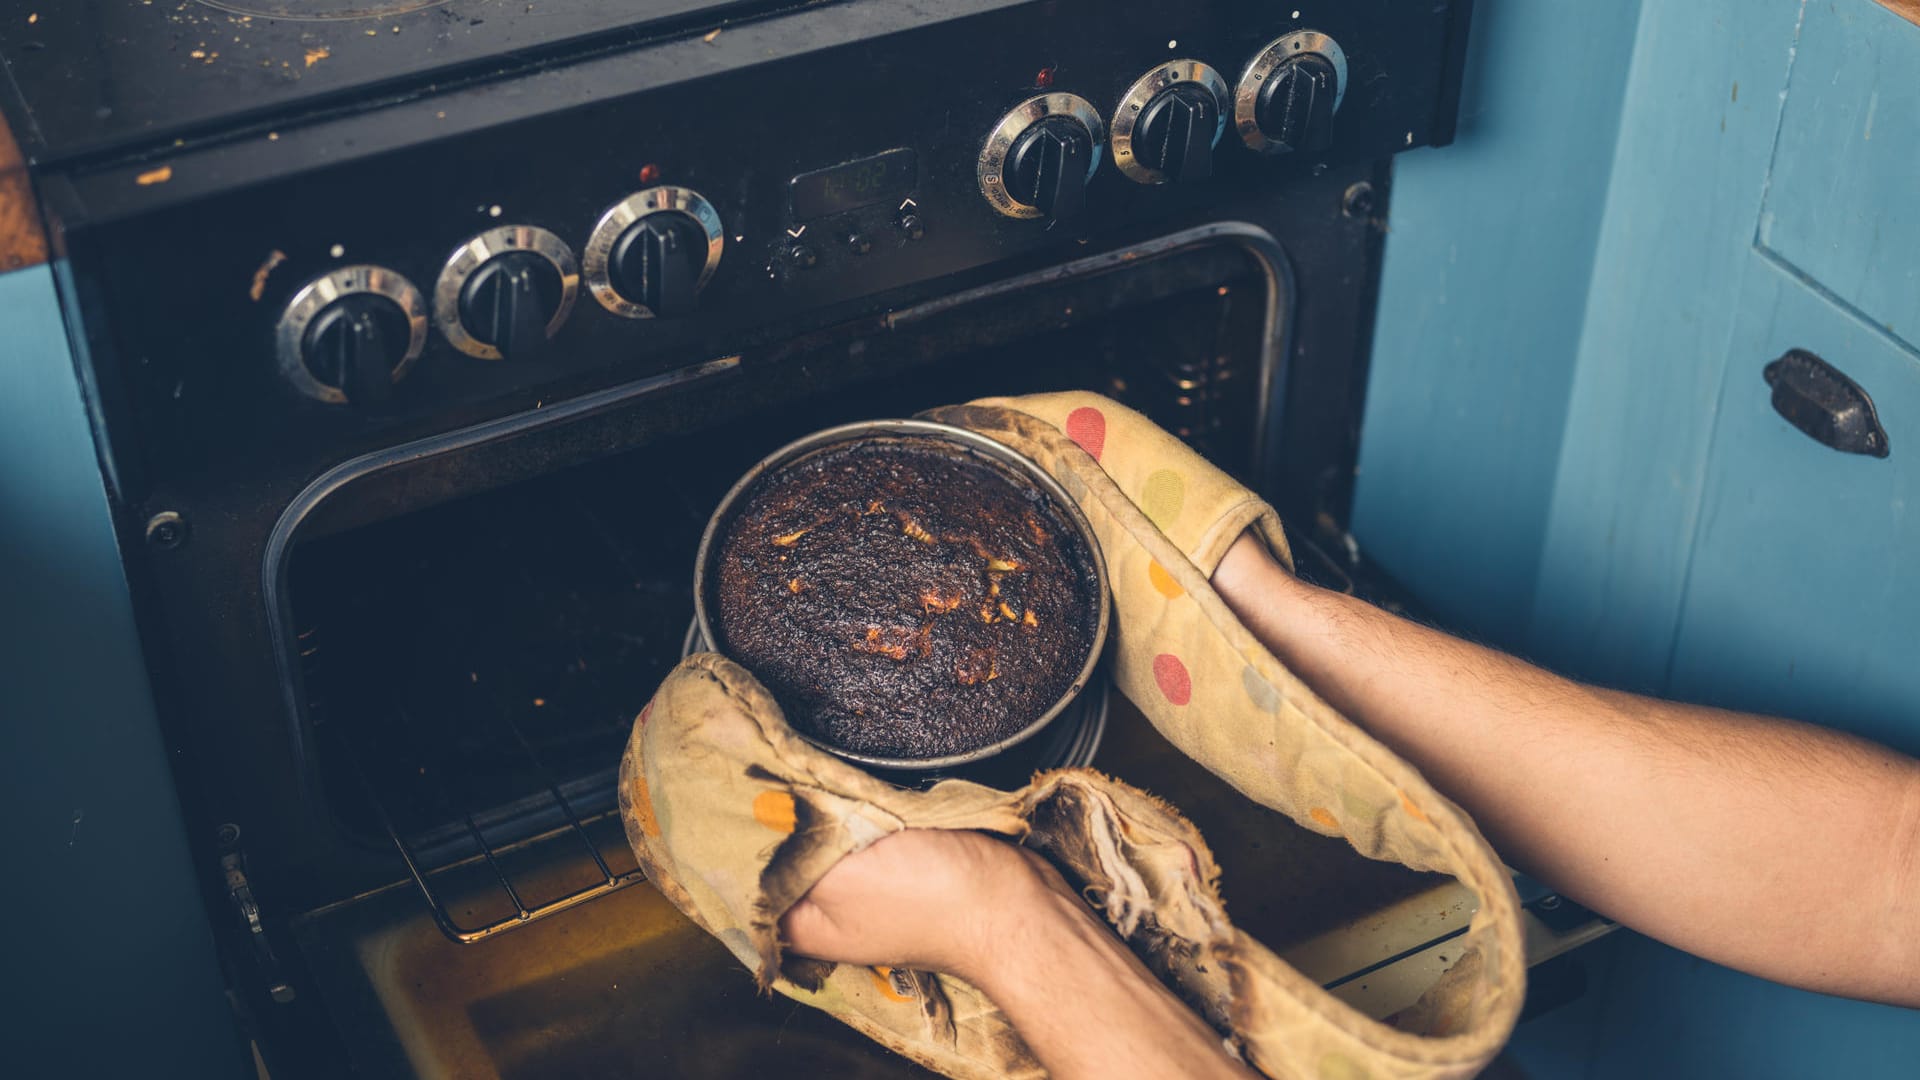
[{"left": 3, "top": 1, "right": 1484, "bottom": 1074}]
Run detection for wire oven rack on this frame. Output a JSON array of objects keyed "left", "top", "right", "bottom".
[{"left": 337, "top": 703, "right": 645, "bottom": 945}]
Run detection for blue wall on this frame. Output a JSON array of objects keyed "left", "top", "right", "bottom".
[
  {"left": 1362, "top": 0, "right": 1920, "bottom": 1075},
  {"left": 0, "top": 266, "right": 245, "bottom": 1077}
]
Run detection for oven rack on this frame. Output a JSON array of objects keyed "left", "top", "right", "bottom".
[
  {"left": 343, "top": 711, "right": 645, "bottom": 944},
  {"left": 302, "top": 622, "right": 647, "bottom": 945}
]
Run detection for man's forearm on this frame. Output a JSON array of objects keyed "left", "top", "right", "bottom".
[
  {"left": 1213, "top": 535, "right": 1920, "bottom": 1006},
  {"left": 963, "top": 885, "right": 1255, "bottom": 1080}
]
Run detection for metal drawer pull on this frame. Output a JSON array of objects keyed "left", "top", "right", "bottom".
[{"left": 1763, "top": 349, "right": 1891, "bottom": 458}]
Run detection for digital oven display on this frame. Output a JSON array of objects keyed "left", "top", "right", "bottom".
[{"left": 788, "top": 148, "right": 918, "bottom": 221}]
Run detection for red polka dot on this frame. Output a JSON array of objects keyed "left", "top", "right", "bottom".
[
  {"left": 1152, "top": 653, "right": 1192, "bottom": 705},
  {"left": 1065, "top": 406, "right": 1106, "bottom": 461}
]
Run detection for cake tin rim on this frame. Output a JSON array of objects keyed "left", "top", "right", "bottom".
[{"left": 692, "top": 417, "right": 1112, "bottom": 770}]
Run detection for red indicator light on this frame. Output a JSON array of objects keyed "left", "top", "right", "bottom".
[
  {"left": 639, "top": 162, "right": 662, "bottom": 183},
  {"left": 1035, "top": 66, "right": 1055, "bottom": 89}
]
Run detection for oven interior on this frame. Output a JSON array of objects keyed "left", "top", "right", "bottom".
[{"left": 277, "top": 240, "right": 1442, "bottom": 1077}]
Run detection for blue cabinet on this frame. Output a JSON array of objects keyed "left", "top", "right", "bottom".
[
  {"left": 1669, "top": 258, "right": 1919, "bottom": 751},
  {"left": 1662, "top": 0, "right": 1920, "bottom": 753},
  {"left": 1365, "top": 1, "right": 1920, "bottom": 1076},
  {"left": 0, "top": 266, "right": 247, "bottom": 1077}
]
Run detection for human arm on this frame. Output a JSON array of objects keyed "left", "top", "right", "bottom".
[
  {"left": 1212, "top": 532, "right": 1920, "bottom": 1007},
  {"left": 781, "top": 829, "right": 1256, "bottom": 1080}
]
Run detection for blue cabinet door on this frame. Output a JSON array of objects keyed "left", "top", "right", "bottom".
[
  {"left": 1665, "top": 0, "right": 1920, "bottom": 754},
  {"left": 1667, "top": 258, "right": 1920, "bottom": 752}
]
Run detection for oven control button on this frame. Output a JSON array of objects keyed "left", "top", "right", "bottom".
[
  {"left": 583, "top": 185, "right": 724, "bottom": 319},
  {"left": 1236, "top": 31, "right": 1348, "bottom": 156},
  {"left": 434, "top": 226, "right": 579, "bottom": 361},
  {"left": 275, "top": 265, "right": 428, "bottom": 406},
  {"left": 978, "top": 93, "right": 1105, "bottom": 223},
  {"left": 1111, "top": 60, "right": 1229, "bottom": 184}
]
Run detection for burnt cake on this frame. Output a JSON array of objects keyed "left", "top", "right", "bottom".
[{"left": 711, "top": 435, "right": 1100, "bottom": 760}]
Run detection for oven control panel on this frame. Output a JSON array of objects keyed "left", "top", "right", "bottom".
[{"left": 53, "top": 0, "right": 1471, "bottom": 490}]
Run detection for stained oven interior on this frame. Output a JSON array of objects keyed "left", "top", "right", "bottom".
[{"left": 271, "top": 238, "right": 1438, "bottom": 1077}]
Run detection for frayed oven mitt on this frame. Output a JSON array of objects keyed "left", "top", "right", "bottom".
[
  {"left": 622, "top": 652, "right": 1251, "bottom": 1080},
  {"left": 921, "top": 392, "right": 1527, "bottom": 1077}
]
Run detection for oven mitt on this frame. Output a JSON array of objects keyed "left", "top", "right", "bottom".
[
  {"left": 917, "top": 392, "right": 1527, "bottom": 1075},
  {"left": 622, "top": 652, "right": 1246, "bottom": 1080},
  {"left": 623, "top": 647, "right": 1514, "bottom": 1080}
]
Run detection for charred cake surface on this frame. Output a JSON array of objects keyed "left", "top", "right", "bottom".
[{"left": 713, "top": 437, "right": 1099, "bottom": 760}]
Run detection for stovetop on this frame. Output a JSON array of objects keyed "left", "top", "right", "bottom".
[{"left": 0, "top": 0, "right": 804, "bottom": 164}]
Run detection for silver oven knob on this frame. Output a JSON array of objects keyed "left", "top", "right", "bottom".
[
  {"left": 434, "top": 226, "right": 579, "bottom": 361},
  {"left": 1235, "top": 30, "right": 1348, "bottom": 156},
  {"left": 1111, "top": 60, "right": 1230, "bottom": 184},
  {"left": 275, "top": 265, "right": 428, "bottom": 406},
  {"left": 582, "top": 186, "right": 724, "bottom": 319},
  {"left": 977, "top": 93, "right": 1106, "bottom": 224}
]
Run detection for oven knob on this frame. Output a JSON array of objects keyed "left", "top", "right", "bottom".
[
  {"left": 275, "top": 265, "right": 428, "bottom": 406},
  {"left": 583, "top": 186, "right": 725, "bottom": 319},
  {"left": 1008, "top": 118, "right": 1094, "bottom": 223},
  {"left": 1236, "top": 31, "right": 1348, "bottom": 156},
  {"left": 435, "top": 226, "right": 579, "bottom": 361},
  {"left": 978, "top": 93, "right": 1105, "bottom": 224},
  {"left": 1111, "top": 61, "right": 1230, "bottom": 184}
]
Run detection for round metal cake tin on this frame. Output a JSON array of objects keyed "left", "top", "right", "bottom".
[{"left": 692, "top": 418, "right": 1112, "bottom": 771}]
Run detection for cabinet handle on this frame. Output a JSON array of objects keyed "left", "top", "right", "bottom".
[{"left": 1763, "top": 349, "right": 1891, "bottom": 458}]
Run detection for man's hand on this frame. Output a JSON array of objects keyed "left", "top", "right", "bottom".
[
  {"left": 780, "top": 829, "right": 1258, "bottom": 1080},
  {"left": 780, "top": 828, "right": 1064, "bottom": 982}
]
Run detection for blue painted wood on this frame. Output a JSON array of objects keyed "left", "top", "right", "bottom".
[
  {"left": 1758, "top": 1, "right": 1920, "bottom": 353},
  {"left": 1667, "top": 254, "right": 1920, "bottom": 753},
  {"left": 0, "top": 266, "right": 247, "bottom": 1077},
  {"left": 1584, "top": 932, "right": 1920, "bottom": 1080},
  {"left": 1353, "top": 0, "right": 1645, "bottom": 645},
  {"left": 1526, "top": 0, "right": 1808, "bottom": 691},
  {"left": 1365, "top": 2, "right": 1920, "bottom": 1076}
]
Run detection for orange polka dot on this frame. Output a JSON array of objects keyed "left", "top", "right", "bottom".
[
  {"left": 752, "top": 789, "right": 797, "bottom": 833},
  {"left": 1147, "top": 560, "right": 1185, "bottom": 599},
  {"left": 1141, "top": 469, "right": 1186, "bottom": 531},
  {"left": 1309, "top": 806, "right": 1340, "bottom": 832},
  {"left": 1398, "top": 790, "right": 1431, "bottom": 825},
  {"left": 1151, "top": 653, "right": 1192, "bottom": 705},
  {"left": 869, "top": 966, "right": 914, "bottom": 1002},
  {"left": 1065, "top": 406, "right": 1106, "bottom": 461}
]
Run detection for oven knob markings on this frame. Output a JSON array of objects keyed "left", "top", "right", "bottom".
[
  {"left": 583, "top": 186, "right": 725, "bottom": 319},
  {"left": 978, "top": 93, "right": 1106, "bottom": 223},
  {"left": 435, "top": 226, "right": 579, "bottom": 361},
  {"left": 1236, "top": 31, "right": 1348, "bottom": 156},
  {"left": 275, "top": 265, "right": 428, "bottom": 406},
  {"left": 1111, "top": 60, "right": 1230, "bottom": 185}
]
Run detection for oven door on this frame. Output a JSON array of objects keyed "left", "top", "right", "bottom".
[{"left": 254, "top": 226, "right": 1592, "bottom": 1077}]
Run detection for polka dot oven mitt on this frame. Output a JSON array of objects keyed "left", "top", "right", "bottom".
[
  {"left": 925, "top": 393, "right": 1527, "bottom": 1078},
  {"left": 621, "top": 653, "right": 1257, "bottom": 1079}
]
